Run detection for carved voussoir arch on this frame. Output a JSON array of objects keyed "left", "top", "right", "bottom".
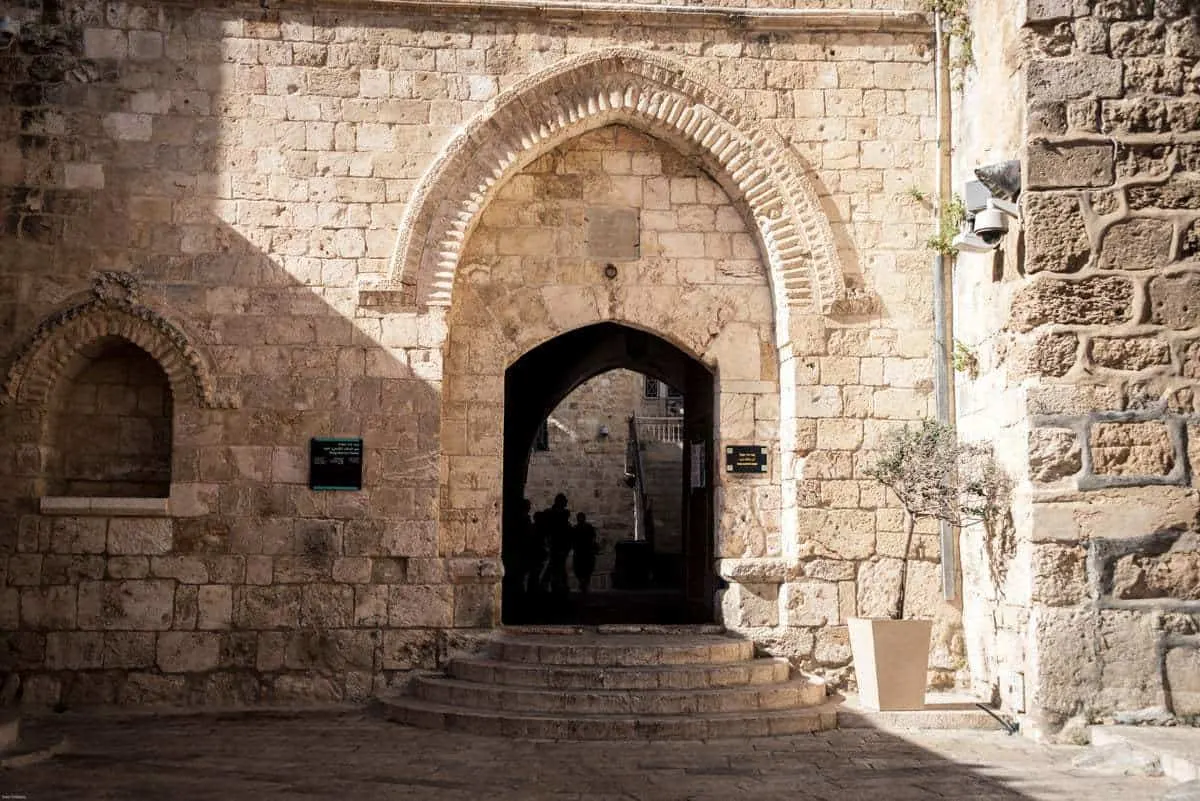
[
  {"left": 1, "top": 272, "right": 236, "bottom": 411},
  {"left": 390, "top": 48, "right": 846, "bottom": 314}
]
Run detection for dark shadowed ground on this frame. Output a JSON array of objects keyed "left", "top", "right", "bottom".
[{"left": 0, "top": 707, "right": 1171, "bottom": 800}]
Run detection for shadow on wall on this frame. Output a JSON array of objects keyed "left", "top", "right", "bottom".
[{"left": 0, "top": 2, "right": 454, "bottom": 706}]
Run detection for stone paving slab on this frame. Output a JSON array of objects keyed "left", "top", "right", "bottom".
[{"left": 0, "top": 708, "right": 1174, "bottom": 800}]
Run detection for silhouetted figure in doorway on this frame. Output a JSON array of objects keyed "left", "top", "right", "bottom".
[
  {"left": 528, "top": 505, "right": 549, "bottom": 598},
  {"left": 540, "top": 493, "right": 573, "bottom": 599},
  {"left": 572, "top": 512, "right": 598, "bottom": 594}
]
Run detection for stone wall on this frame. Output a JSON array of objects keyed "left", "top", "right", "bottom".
[
  {"left": 0, "top": 0, "right": 953, "bottom": 703},
  {"left": 953, "top": 0, "right": 1200, "bottom": 734}
]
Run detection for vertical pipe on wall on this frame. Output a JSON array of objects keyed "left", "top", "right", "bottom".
[{"left": 933, "top": 10, "right": 958, "bottom": 601}]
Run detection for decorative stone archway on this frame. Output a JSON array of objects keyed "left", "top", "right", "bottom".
[
  {"left": 390, "top": 47, "right": 847, "bottom": 322},
  {"left": 1, "top": 272, "right": 233, "bottom": 412}
]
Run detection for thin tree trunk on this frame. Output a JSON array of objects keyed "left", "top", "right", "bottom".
[{"left": 894, "top": 513, "right": 916, "bottom": 619}]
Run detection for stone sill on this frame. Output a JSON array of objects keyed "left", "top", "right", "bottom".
[
  {"left": 40, "top": 496, "right": 171, "bottom": 517},
  {"left": 177, "top": 0, "right": 931, "bottom": 32}
]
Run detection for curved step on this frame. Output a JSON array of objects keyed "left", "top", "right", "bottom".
[
  {"left": 448, "top": 656, "right": 792, "bottom": 690},
  {"left": 376, "top": 695, "right": 841, "bottom": 740},
  {"left": 410, "top": 674, "right": 827, "bottom": 715},
  {"left": 488, "top": 634, "right": 754, "bottom": 666}
]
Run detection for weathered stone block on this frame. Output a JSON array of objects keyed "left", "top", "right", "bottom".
[
  {"left": 1102, "top": 97, "right": 1169, "bottom": 134},
  {"left": 1028, "top": 57, "right": 1124, "bottom": 101},
  {"left": 50, "top": 518, "right": 107, "bottom": 554},
  {"left": 234, "top": 586, "right": 301, "bottom": 629},
  {"left": 272, "top": 674, "right": 344, "bottom": 702},
  {"left": 1091, "top": 336, "right": 1170, "bottom": 370},
  {"left": 1098, "top": 610, "right": 1166, "bottom": 711},
  {"left": 157, "top": 632, "right": 221, "bottom": 672},
  {"left": 45, "top": 632, "right": 104, "bottom": 670},
  {"left": 77, "top": 580, "right": 174, "bottom": 631},
  {"left": 1099, "top": 219, "right": 1174, "bottom": 270},
  {"left": 1010, "top": 276, "right": 1134, "bottom": 331},
  {"left": 1165, "top": 647, "right": 1200, "bottom": 716},
  {"left": 1027, "top": 142, "right": 1114, "bottom": 188},
  {"left": 1130, "top": 176, "right": 1200, "bottom": 209},
  {"left": 108, "top": 518, "right": 173, "bottom": 555},
  {"left": 380, "top": 630, "right": 439, "bottom": 670},
  {"left": 1031, "top": 543, "right": 1088, "bottom": 605},
  {"left": 285, "top": 630, "right": 374, "bottom": 672},
  {"left": 1029, "top": 428, "right": 1082, "bottom": 483},
  {"left": 1092, "top": 0, "right": 1153, "bottom": 19},
  {"left": 784, "top": 579, "right": 839, "bottom": 627},
  {"left": 813, "top": 626, "right": 851, "bottom": 665},
  {"left": 722, "top": 582, "right": 779, "bottom": 627},
  {"left": 453, "top": 583, "right": 497, "bottom": 627},
  {"left": 1090, "top": 422, "right": 1175, "bottom": 476},
  {"left": 1029, "top": 332, "right": 1079, "bottom": 377},
  {"left": 1023, "top": 194, "right": 1092, "bottom": 273},
  {"left": 150, "top": 556, "right": 209, "bottom": 583},
  {"left": 120, "top": 672, "right": 187, "bottom": 704},
  {"left": 1149, "top": 274, "right": 1200, "bottom": 329},
  {"left": 197, "top": 585, "right": 233, "bottom": 630},
  {"left": 103, "top": 632, "right": 156, "bottom": 668},
  {"left": 42, "top": 555, "right": 105, "bottom": 585},
  {"left": 1112, "top": 544, "right": 1200, "bottom": 600},
  {"left": 388, "top": 584, "right": 452, "bottom": 627},
  {"left": 1025, "top": 0, "right": 1080, "bottom": 21},
  {"left": 1027, "top": 384, "right": 1123, "bottom": 415},
  {"left": 299, "top": 584, "right": 354, "bottom": 628},
  {"left": 855, "top": 558, "right": 903, "bottom": 618}
]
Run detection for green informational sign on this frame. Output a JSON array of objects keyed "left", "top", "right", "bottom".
[{"left": 309, "top": 438, "right": 363, "bottom": 491}]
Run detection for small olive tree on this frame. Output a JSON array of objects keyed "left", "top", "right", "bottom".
[{"left": 865, "top": 419, "right": 1008, "bottom": 619}]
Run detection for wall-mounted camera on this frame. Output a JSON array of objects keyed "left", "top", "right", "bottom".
[{"left": 952, "top": 166, "right": 1021, "bottom": 254}]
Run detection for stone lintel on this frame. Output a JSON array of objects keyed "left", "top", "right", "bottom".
[
  {"left": 716, "top": 557, "right": 797, "bottom": 584},
  {"left": 174, "top": 0, "right": 931, "bottom": 32},
  {"left": 40, "top": 496, "right": 171, "bottom": 517}
]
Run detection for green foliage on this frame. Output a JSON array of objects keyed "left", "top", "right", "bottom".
[
  {"left": 925, "top": 0, "right": 976, "bottom": 80},
  {"left": 952, "top": 339, "right": 979, "bottom": 379},
  {"left": 907, "top": 186, "right": 929, "bottom": 203},
  {"left": 866, "top": 419, "right": 1005, "bottom": 527},
  {"left": 865, "top": 419, "right": 1009, "bottom": 618},
  {"left": 925, "top": 194, "right": 966, "bottom": 255}
]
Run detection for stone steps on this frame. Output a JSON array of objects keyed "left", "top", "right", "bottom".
[
  {"left": 378, "top": 696, "right": 841, "bottom": 740},
  {"left": 448, "top": 655, "right": 792, "bottom": 689},
  {"left": 411, "top": 674, "right": 825, "bottom": 714},
  {"left": 378, "top": 627, "right": 839, "bottom": 740}
]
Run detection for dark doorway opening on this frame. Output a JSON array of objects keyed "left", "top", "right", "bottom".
[{"left": 502, "top": 323, "right": 715, "bottom": 625}]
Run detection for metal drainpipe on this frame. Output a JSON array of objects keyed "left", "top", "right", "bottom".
[{"left": 933, "top": 9, "right": 958, "bottom": 601}]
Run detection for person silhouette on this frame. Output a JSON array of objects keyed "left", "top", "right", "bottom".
[
  {"left": 541, "top": 493, "right": 572, "bottom": 599},
  {"left": 572, "top": 512, "right": 598, "bottom": 595}
]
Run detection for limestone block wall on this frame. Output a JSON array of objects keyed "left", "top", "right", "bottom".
[
  {"left": 0, "top": 0, "right": 952, "bottom": 703},
  {"left": 954, "top": 0, "right": 1200, "bottom": 733}
]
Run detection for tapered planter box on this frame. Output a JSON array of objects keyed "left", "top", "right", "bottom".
[{"left": 848, "top": 617, "right": 932, "bottom": 711}]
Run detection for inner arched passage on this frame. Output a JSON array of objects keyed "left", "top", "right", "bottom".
[{"left": 503, "top": 322, "right": 714, "bottom": 625}]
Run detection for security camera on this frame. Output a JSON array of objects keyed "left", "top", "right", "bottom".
[
  {"left": 972, "top": 207, "right": 1009, "bottom": 245},
  {"left": 973, "top": 197, "right": 1019, "bottom": 244}
]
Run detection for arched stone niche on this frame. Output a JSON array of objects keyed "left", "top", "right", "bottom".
[{"left": 1, "top": 272, "right": 234, "bottom": 509}]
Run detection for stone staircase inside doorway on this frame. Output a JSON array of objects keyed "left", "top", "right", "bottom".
[{"left": 376, "top": 626, "right": 840, "bottom": 740}]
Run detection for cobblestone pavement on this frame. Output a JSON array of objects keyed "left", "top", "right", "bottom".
[{"left": 0, "top": 707, "right": 1171, "bottom": 800}]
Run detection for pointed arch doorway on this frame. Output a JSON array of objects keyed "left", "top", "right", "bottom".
[{"left": 502, "top": 322, "right": 715, "bottom": 625}]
